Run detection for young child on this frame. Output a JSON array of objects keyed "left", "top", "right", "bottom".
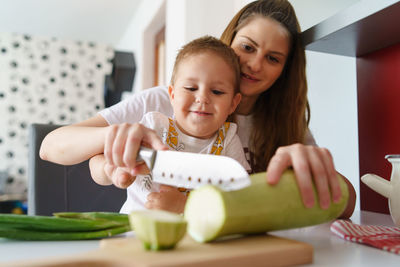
[{"left": 90, "top": 36, "right": 250, "bottom": 214}]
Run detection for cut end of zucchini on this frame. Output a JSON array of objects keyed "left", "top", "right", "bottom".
[
  {"left": 184, "top": 185, "right": 226, "bottom": 243},
  {"left": 129, "top": 209, "right": 187, "bottom": 251}
]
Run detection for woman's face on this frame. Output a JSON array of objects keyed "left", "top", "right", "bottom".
[{"left": 231, "top": 16, "right": 290, "bottom": 99}]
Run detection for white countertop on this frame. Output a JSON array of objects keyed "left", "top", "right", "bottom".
[{"left": 0, "top": 210, "right": 399, "bottom": 266}]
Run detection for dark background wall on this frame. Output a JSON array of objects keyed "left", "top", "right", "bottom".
[{"left": 357, "top": 42, "right": 400, "bottom": 213}]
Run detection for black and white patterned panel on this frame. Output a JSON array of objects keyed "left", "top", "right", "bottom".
[{"left": 0, "top": 32, "right": 114, "bottom": 195}]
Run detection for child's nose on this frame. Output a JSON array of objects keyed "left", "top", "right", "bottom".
[{"left": 195, "top": 90, "right": 210, "bottom": 104}]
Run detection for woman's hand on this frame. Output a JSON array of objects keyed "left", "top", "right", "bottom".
[
  {"left": 145, "top": 185, "right": 188, "bottom": 214},
  {"left": 104, "top": 123, "right": 168, "bottom": 175},
  {"left": 266, "top": 143, "right": 342, "bottom": 210}
]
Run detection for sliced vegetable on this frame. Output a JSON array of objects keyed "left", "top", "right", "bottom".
[
  {"left": 0, "top": 212, "right": 132, "bottom": 240},
  {"left": 184, "top": 170, "right": 349, "bottom": 242},
  {"left": 0, "top": 225, "right": 130, "bottom": 241},
  {"left": 0, "top": 214, "right": 122, "bottom": 232},
  {"left": 53, "top": 212, "right": 129, "bottom": 226},
  {"left": 129, "top": 209, "right": 187, "bottom": 250}
]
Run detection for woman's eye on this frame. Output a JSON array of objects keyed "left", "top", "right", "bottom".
[
  {"left": 267, "top": 55, "right": 280, "bottom": 63},
  {"left": 241, "top": 43, "right": 254, "bottom": 52}
]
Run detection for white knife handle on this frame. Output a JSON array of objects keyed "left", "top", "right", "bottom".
[{"left": 137, "top": 146, "right": 156, "bottom": 170}]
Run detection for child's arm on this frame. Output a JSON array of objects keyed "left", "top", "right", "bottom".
[
  {"left": 40, "top": 114, "right": 167, "bottom": 168},
  {"left": 146, "top": 185, "right": 188, "bottom": 214},
  {"left": 40, "top": 115, "right": 108, "bottom": 165}
]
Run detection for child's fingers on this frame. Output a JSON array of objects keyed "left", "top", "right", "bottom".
[
  {"left": 111, "top": 167, "right": 136, "bottom": 189},
  {"left": 112, "top": 124, "right": 130, "bottom": 167},
  {"left": 104, "top": 124, "right": 118, "bottom": 166},
  {"left": 123, "top": 123, "right": 148, "bottom": 169},
  {"left": 159, "top": 185, "right": 176, "bottom": 192},
  {"left": 130, "top": 162, "right": 150, "bottom": 176}
]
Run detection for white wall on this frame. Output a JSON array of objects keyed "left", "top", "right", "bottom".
[
  {"left": 164, "top": 0, "right": 236, "bottom": 88},
  {"left": 289, "top": 0, "right": 361, "bottom": 211},
  {"left": 0, "top": 0, "right": 142, "bottom": 46},
  {"left": 116, "top": 0, "right": 166, "bottom": 93}
]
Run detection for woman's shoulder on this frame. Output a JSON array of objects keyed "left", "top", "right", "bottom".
[
  {"left": 133, "top": 85, "right": 169, "bottom": 101},
  {"left": 141, "top": 111, "right": 170, "bottom": 127}
]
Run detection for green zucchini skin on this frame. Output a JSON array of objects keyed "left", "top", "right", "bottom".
[
  {"left": 0, "top": 214, "right": 122, "bottom": 232},
  {"left": 53, "top": 212, "right": 129, "bottom": 226},
  {"left": 184, "top": 170, "right": 349, "bottom": 242},
  {"left": 0, "top": 225, "right": 130, "bottom": 241}
]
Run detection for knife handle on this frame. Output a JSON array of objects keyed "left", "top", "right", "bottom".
[{"left": 136, "top": 146, "right": 156, "bottom": 170}]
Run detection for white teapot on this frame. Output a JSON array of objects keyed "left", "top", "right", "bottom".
[{"left": 361, "top": 155, "right": 400, "bottom": 226}]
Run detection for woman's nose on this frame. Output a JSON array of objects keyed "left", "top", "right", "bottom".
[{"left": 247, "top": 55, "right": 262, "bottom": 73}]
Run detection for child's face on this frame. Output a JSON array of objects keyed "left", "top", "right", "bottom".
[{"left": 168, "top": 52, "right": 241, "bottom": 139}]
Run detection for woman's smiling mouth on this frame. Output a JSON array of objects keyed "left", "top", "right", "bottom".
[{"left": 241, "top": 72, "right": 259, "bottom": 82}]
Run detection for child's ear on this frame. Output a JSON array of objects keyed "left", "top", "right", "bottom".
[
  {"left": 229, "top": 93, "right": 242, "bottom": 114},
  {"left": 168, "top": 85, "right": 175, "bottom": 101}
]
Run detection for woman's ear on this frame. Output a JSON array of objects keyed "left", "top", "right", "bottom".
[
  {"left": 168, "top": 85, "right": 175, "bottom": 101},
  {"left": 229, "top": 93, "right": 242, "bottom": 114}
]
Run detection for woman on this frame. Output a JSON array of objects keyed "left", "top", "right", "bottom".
[{"left": 40, "top": 0, "right": 356, "bottom": 217}]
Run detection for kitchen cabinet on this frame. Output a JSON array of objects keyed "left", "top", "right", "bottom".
[{"left": 302, "top": 0, "right": 400, "bottom": 214}]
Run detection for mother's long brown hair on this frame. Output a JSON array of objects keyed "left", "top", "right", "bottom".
[{"left": 221, "top": 0, "right": 309, "bottom": 172}]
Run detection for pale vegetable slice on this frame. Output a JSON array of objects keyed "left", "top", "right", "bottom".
[
  {"left": 129, "top": 209, "right": 187, "bottom": 250},
  {"left": 184, "top": 170, "right": 349, "bottom": 243}
]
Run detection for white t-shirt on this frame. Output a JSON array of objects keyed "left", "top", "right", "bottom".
[
  {"left": 99, "top": 86, "right": 316, "bottom": 172},
  {"left": 119, "top": 111, "right": 250, "bottom": 213}
]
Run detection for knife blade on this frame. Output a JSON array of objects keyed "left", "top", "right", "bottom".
[{"left": 137, "top": 146, "right": 250, "bottom": 191}]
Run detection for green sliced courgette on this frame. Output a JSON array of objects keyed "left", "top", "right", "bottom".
[
  {"left": 53, "top": 212, "right": 129, "bottom": 226},
  {"left": 184, "top": 170, "right": 349, "bottom": 242},
  {"left": 0, "top": 214, "right": 122, "bottom": 232},
  {"left": 129, "top": 210, "right": 187, "bottom": 250},
  {"left": 0, "top": 225, "right": 130, "bottom": 240}
]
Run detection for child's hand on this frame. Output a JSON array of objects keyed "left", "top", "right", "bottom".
[
  {"left": 103, "top": 163, "right": 145, "bottom": 189},
  {"left": 104, "top": 123, "right": 168, "bottom": 172},
  {"left": 145, "top": 185, "right": 188, "bottom": 214}
]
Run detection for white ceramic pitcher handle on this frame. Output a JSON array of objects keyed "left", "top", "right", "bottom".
[{"left": 361, "top": 174, "right": 391, "bottom": 199}]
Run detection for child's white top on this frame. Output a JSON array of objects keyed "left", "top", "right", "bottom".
[{"left": 119, "top": 111, "right": 250, "bottom": 213}]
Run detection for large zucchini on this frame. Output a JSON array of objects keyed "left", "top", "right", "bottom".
[{"left": 184, "top": 170, "right": 349, "bottom": 242}]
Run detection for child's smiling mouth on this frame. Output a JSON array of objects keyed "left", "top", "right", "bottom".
[{"left": 191, "top": 110, "right": 212, "bottom": 116}]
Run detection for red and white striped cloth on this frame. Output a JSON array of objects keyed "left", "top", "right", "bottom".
[{"left": 330, "top": 220, "right": 400, "bottom": 255}]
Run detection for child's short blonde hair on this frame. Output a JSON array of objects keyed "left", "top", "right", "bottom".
[{"left": 170, "top": 36, "right": 241, "bottom": 93}]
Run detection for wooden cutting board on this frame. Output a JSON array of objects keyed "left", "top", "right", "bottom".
[{"left": 7, "top": 234, "right": 313, "bottom": 267}]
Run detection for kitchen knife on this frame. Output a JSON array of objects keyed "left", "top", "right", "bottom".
[{"left": 137, "top": 146, "right": 250, "bottom": 191}]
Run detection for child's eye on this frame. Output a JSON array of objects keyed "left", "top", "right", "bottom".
[
  {"left": 212, "top": 89, "right": 225, "bottom": 95},
  {"left": 241, "top": 43, "right": 254, "bottom": 52},
  {"left": 184, "top": 86, "right": 197, "bottom": 91}
]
